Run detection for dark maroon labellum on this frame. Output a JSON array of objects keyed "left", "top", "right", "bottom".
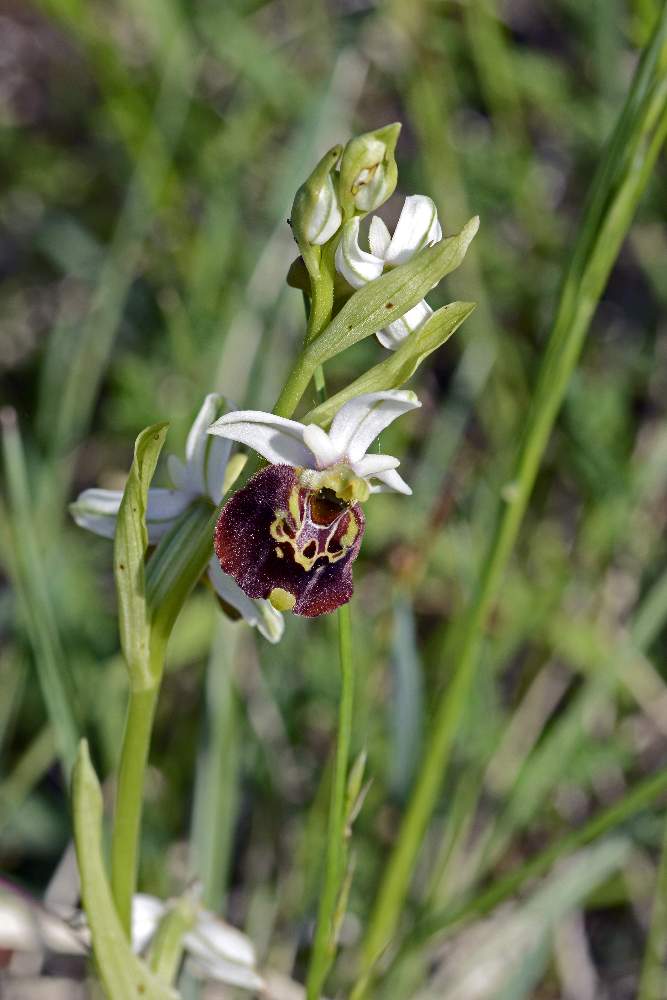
[{"left": 214, "top": 464, "right": 365, "bottom": 617}]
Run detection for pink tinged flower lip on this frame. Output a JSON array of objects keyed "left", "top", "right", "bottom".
[{"left": 214, "top": 464, "right": 365, "bottom": 618}]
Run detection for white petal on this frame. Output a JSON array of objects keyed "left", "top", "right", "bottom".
[
  {"left": 70, "top": 487, "right": 190, "bottom": 544},
  {"left": 186, "top": 954, "right": 265, "bottom": 992},
  {"left": 131, "top": 894, "right": 165, "bottom": 953},
  {"left": 353, "top": 453, "right": 401, "bottom": 477},
  {"left": 207, "top": 411, "right": 312, "bottom": 468},
  {"left": 185, "top": 394, "right": 233, "bottom": 502},
  {"left": 302, "top": 424, "right": 341, "bottom": 468},
  {"left": 328, "top": 390, "right": 421, "bottom": 463},
  {"left": 184, "top": 908, "right": 265, "bottom": 989},
  {"left": 369, "top": 467, "right": 413, "bottom": 495},
  {"left": 335, "top": 217, "right": 384, "bottom": 289},
  {"left": 145, "top": 490, "right": 193, "bottom": 540},
  {"left": 70, "top": 488, "right": 123, "bottom": 540},
  {"left": 208, "top": 559, "right": 284, "bottom": 644},
  {"left": 188, "top": 909, "right": 257, "bottom": 968},
  {"left": 167, "top": 455, "right": 188, "bottom": 491},
  {"left": 376, "top": 300, "right": 433, "bottom": 351},
  {"left": 368, "top": 215, "right": 391, "bottom": 258},
  {"left": 384, "top": 195, "right": 442, "bottom": 266}
]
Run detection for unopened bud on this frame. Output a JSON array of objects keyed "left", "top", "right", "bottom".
[
  {"left": 291, "top": 145, "right": 343, "bottom": 248},
  {"left": 339, "top": 122, "right": 401, "bottom": 217}
]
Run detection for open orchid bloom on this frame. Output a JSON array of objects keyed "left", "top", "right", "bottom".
[
  {"left": 335, "top": 194, "right": 442, "bottom": 350},
  {"left": 131, "top": 894, "right": 264, "bottom": 992},
  {"left": 0, "top": 882, "right": 264, "bottom": 993},
  {"left": 208, "top": 390, "right": 420, "bottom": 617},
  {"left": 70, "top": 394, "right": 284, "bottom": 643}
]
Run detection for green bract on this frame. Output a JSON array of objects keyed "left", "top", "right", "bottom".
[
  {"left": 338, "top": 122, "right": 401, "bottom": 218},
  {"left": 304, "top": 301, "right": 476, "bottom": 427},
  {"left": 290, "top": 144, "right": 343, "bottom": 268},
  {"left": 114, "top": 423, "right": 169, "bottom": 692},
  {"left": 305, "top": 215, "right": 479, "bottom": 367},
  {"left": 72, "top": 740, "right": 178, "bottom": 1000}
]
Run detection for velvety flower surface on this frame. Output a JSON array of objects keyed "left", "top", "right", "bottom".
[
  {"left": 335, "top": 194, "right": 442, "bottom": 350},
  {"left": 209, "top": 390, "right": 419, "bottom": 616},
  {"left": 215, "top": 465, "right": 365, "bottom": 617}
]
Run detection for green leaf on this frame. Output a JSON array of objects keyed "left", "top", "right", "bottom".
[
  {"left": 304, "top": 301, "right": 475, "bottom": 427},
  {"left": 146, "top": 498, "right": 216, "bottom": 651},
  {"left": 72, "top": 740, "right": 177, "bottom": 1000},
  {"left": 114, "top": 423, "right": 169, "bottom": 691},
  {"left": 305, "top": 216, "right": 479, "bottom": 367}
]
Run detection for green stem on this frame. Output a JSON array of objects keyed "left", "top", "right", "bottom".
[
  {"left": 306, "top": 602, "right": 354, "bottom": 1000},
  {"left": 110, "top": 682, "right": 160, "bottom": 936},
  {"left": 353, "top": 11, "right": 667, "bottom": 995},
  {"left": 272, "top": 349, "right": 317, "bottom": 418}
]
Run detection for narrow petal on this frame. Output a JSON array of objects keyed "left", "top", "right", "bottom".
[
  {"left": 384, "top": 195, "right": 442, "bottom": 266},
  {"left": 184, "top": 394, "right": 233, "bottom": 502},
  {"left": 207, "top": 411, "right": 312, "bottom": 468},
  {"left": 207, "top": 558, "right": 284, "bottom": 643},
  {"left": 369, "top": 467, "right": 413, "bottom": 495},
  {"left": 376, "top": 300, "right": 433, "bottom": 351},
  {"left": 334, "top": 217, "right": 384, "bottom": 289},
  {"left": 302, "top": 424, "right": 341, "bottom": 468},
  {"left": 328, "top": 390, "right": 421, "bottom": 463},
  {"left": 70, "top": 487, "right": 190, "bottom": 543},
  {"left": 352, "top": 453, "right": 401, "bottom": 477},
  {"left": 368, "top": 215, "right": 391, "bottom": 258}
]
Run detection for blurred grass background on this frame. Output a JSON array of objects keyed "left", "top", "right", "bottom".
[{"left": 1, "top": 0, "right": 667, "bottom": 997}]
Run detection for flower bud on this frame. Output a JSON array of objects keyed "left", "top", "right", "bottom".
[
  {"left": 291, "top": 144, "right": 343, "bottom": 247},
  {"left": 338, "top": 122, "right": 401, "bottom": 217}
]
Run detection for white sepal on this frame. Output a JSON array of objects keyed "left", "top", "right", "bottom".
[
  {"left": 368, "top": 215, "right": 391, "bottom": 257},
  {"left": 384, "top": 194, "right": 442, "bottom": 265},
  {"left": 184, "top": 393, "right": 233, "bottom": 502},
  {"left": 377, "top": 300, "right": 433, "bottom": 351},
  {"left": 207, "top": 559, "right": 284, "bottom": 644},
  {"left": 327, "top": 390, "right": 421, "bottom": 463},
  {"left": 335, "top": 217, "right": 384, "bottom": 289},
  {"left": 70, "top": 487, "right": 189, "bottom": 543},
  {"left": 207, "top": 411, "right": 312, "bottom": 468}
]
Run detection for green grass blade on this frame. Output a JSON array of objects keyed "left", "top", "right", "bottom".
[
  {"left": 410, "top": 762, "right": 667, "bottom": 946},
  {"left": 355, "top": 9, "right": 667, "bottom": 989},
  {"left": 1, "top": 409, "right": 79, "bottom": 773}
]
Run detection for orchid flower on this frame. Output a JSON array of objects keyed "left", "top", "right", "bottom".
[
  {"left": 208, "top": 390, "right": 420, "bottom": 617},
  {"left": 70, "top": 394, "right": 284, "bottom": 643},
  {"left": 335, "top": 194, "right": 442, "bottom": 350},
  {"left": 0, "top": 882, "right": 264, "bottom": 993},
  {"left": 131, "top": 894, "right": 264, "bottom": 992}
]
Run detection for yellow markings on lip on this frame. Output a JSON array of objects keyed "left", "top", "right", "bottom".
[
  {"left": 269, "top": 484, "right": 357, "bottom": 572},
  {"left": 269, "top": 588, "right": 296, "bottom": 612}
]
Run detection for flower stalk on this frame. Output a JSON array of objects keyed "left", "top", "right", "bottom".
[{"left": 306, "top": 602, "right": 355, "bottom": 999}]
